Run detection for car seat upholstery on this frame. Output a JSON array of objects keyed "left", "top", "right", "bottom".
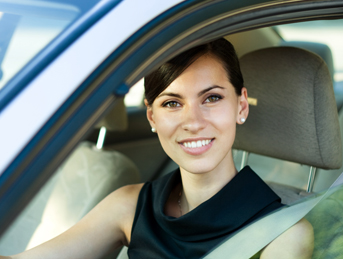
[
  {"left": 280, "top": 41, "right": 335, "bottom": 82},
  {"left": 233, "top": 46, "right": 342, "bottom": 197},
  {"left": 231, "top": 39, "right": 343, "bottom": 195},
  {"left": 280, "top": 41, "right": 343, "bottom": 111},
  {"left": 0, "top": 98, "right": 140, "bottom": 255},
  {"left": 236, "top": 46, "right": 341, "bottom": 168},
  {"left": 26, "top": 141, "right": 140, "bottom": 249}
]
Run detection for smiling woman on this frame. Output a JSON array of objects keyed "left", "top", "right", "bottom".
[
  {"left": 144, "top": 39, "right": 247, "bottom": 179},
  {"left": 145, "top": 51, "right": 247, "bottom": 177},
  {"left": 125, "top": 38, "right": 313, "bottom": 258},
  {"left": 0, "top": 38, "right": 313, "bottom": 259}
]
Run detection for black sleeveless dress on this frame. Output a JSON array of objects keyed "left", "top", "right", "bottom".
[{"left": 128, "top": 166, "right": 283, "bottom": 259}]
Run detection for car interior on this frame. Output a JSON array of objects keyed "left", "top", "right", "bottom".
[{"left": 1, "top": 18, "right": 343, "bottom": 259}]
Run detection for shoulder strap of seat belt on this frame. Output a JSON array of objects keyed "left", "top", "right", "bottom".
[{"left": 202, "top": 173, "right": 343, "bottom": 259}]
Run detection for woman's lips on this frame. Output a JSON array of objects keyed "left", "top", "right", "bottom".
[{"left": 179, "top": 138, "right": 214, "bottom": 155}]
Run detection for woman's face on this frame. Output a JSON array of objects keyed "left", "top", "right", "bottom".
[{"left": 146, "top": 54, "right": 249, "bottom": 175}]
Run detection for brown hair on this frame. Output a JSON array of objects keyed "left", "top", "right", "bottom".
[{"left": 144, "top": 38, "right": 244, "bottom": 105}]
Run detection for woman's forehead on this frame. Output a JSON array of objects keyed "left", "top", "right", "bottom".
[{"left": 164, "top": 55, "right": 231, "bottom": 93}]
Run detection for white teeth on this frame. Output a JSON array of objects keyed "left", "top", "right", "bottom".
[{"left": 183, "top": 139, "right": 212, "bottom": 148}]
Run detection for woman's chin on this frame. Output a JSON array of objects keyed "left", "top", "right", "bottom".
[{"left": 180, "top": 163, "right": 217, "bottom": 175}]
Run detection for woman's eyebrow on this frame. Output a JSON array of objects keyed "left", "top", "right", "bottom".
[
  {"left": 156, "top": 85, "right": 224, "bottom": 99},
  {"left": 157, "top": 92, "right": 183, "bottom": 99},
  {"left": 198, "top": 85, "right": 225, "bottom": 97}
]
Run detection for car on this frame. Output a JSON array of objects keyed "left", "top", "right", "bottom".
[{"left": 0, "top": 0, "right": 343, "bottom": 258}]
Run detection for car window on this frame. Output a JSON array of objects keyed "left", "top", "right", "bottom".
[
  {"left": 275, "top": 20, "right": 343, "bottom": 83},
  {"left": 124, "top": 78, "right": 145, "bottom": 107},
  {"left": 0, "top": 0, "right": 103, "bottom": 90}
]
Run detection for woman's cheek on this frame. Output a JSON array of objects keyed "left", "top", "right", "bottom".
[{"left": 155, "top": 111, "right": 180, "bottom": 136}]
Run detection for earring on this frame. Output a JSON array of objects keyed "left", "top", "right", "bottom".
[
  {"left": 151, "top": 128, "right": 156, "bottom": 133},
  {"left": 240, "top": 118, "right": 246, "bottom": 123}
]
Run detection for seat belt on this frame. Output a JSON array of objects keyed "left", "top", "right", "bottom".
[{"left": 202, "top": 173, "right": 343, "bottom": 259}]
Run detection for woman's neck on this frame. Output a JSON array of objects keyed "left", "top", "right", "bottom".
[{"left": 179, "top": 158, "right": 238, "bottom": 214}]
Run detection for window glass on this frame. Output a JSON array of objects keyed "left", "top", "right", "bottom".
[
  {"left": 125, "top": 78, "right": 145, "bottom": 107},
  {"left": 0, "top": 0, "right": 102, "bottom": 90},
  {"left": 0, "top": 12, "right": 73, "bottom": 89},
  {"left": 275, "top": 19, "right": 343, "bottom": 82}
]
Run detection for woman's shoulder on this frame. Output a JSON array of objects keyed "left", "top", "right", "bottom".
[
  {"left": 109, "top": 183, "right": 145, "bottom": 219},
  {"left": 86, "top": 183, "right": 145, "bottom": 223},
  {"left": 260, "top": 218, "right": 314, "bottom": 259},
  {"left": 114, "top": 183, "right": 145, "bottom": 201},
  {"left": 103, "top": 183, "right": 145, "bottom": 246}
]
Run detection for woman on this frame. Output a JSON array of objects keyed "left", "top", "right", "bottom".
[{"left": 0, "top": 39, "right": 313, "bottom": 259}]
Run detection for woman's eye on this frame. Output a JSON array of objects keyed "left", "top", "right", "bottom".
[
  {"left": 205, "top": 95, "right": 222, "bottom": 103},
  {"left": 163, "top": 101, "right": 180, "bottom": 108}
]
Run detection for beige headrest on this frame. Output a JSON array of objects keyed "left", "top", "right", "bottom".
[{"left": 233, "top": 47, "right": 342, "bottom": 169}]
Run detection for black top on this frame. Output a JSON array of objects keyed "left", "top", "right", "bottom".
[{"left": 128, "top": 166, "right": 283, "bottom": 259}]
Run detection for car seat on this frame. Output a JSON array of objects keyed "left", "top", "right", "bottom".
[
  {"left": 0, "top": 98, "right": 140, "bottom": 255},
  {"left": 234, "top": 46, "right": 342, "bottom": 257},
  {"left": 234, "top": 45, "right": 342, "bottom": 193},
  {"left": 233, "top": 40, "right": 342, "bottom": 193}
]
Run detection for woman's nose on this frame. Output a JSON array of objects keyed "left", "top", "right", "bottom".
[{"left": 181, "top": 104, "right": 206, "bottom": 133}]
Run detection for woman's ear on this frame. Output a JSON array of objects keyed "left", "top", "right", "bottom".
[
  {"left": 144, "top": 99, "right": 156, "bottom": 129},
  {"left": 237, "top": 87, "right": 249, "bottom": 124}
]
